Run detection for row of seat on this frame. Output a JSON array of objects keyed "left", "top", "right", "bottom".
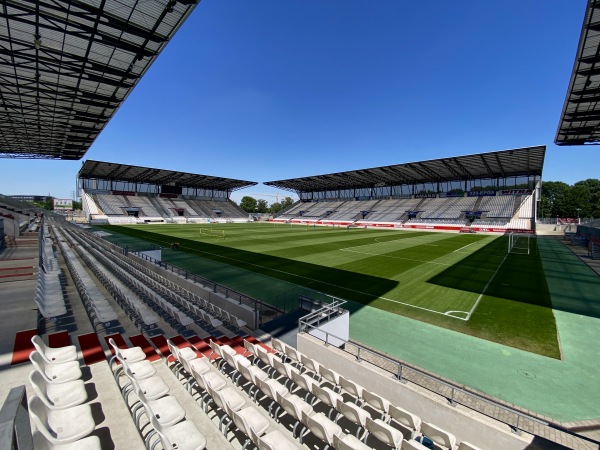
[
  {"left": 168, "top": 338, "right": 300, "bottom": 450},
  {"left": 266, "top": 338, "right": 482, "bottom": 450},
  {"left": 54, "top": 228, "right": 119, "bottom": 327},
  {"left": 27, "top": 336, "right": 101, "bottom": 449},
  {"left": 70, "top": 228, "right": 248, "bottom": 332},
  {"left": 35, "top": 225, "right": 67, "bottom": 320},
  {"left": 108, "top": 338, "right": 208, "bottom": 450}
]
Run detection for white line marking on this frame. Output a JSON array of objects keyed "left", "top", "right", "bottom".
[
  {"left": 465, "top": 252, "right": 509, "bottom": 320},
  {"left": 445, "top": 310, "right": 469, "bottom": 319},
  {"left": 453, "top": 241, "right": 479, "bottom": 253}
]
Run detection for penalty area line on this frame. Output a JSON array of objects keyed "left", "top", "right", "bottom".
[{"left": 465, "top": 252, "right": 509, "bottom": 321}]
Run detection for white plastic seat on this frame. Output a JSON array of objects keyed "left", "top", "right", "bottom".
[
  {"left": 402, "top": 439, "right": 432, "bottom": 450},
  {"left": 167, "top": 339, "right": 198, "bottom": 372},
  {"left": 272, "top": 358, "right": 299, "bottom": 388},
  {"left": 276, "top": 391, "right": 313, "bottom": 438},
  {"left": 336, "top": 400, "right": 371, "bottom": 438},
  {"left": 232, "top": 406, "right": 271, "bottom": 448},
  {"left": 366, "top": 417, "right": 404, "bottom": 449},
  {"left": 108, "top": 338, "right": 146, "bottom": 372},
  {"left": 123, "top": 365, "right": 170, "bottom": 401},
  {"left": 238, "top": 362, "right": 269, "bottom": 398},
  {"left": 257, "top": 377, "right": 288, "bottom": 417},
  {"left": 133, "top": 385, "right": 186, "bottom": 428},
  {"left": 256, "top": 429, "right": 299, "bottom": 450},
  {"left": 32, "top": 430, "right": 101, "bottom": 450},
  {"left": 362, "top": 390, "right": 391, "bottom": 419},
  {"left": 458, "top": 442, "right": 483, "bottom": 450},
  {"left": 291, "top": 371, "right": 319, "bottom": 402},
  {"left": 29, "top": 371, "right": 87, "bottom": 410},
  {"left": 271, "top": 338, "right": 287, "bottom": 358},
  {"left": 120, "top": 358, "right": 157, "bottom": 379},
  {"left": 31, "top": 335, "right": 77, "bottom": 363},
  {"left": 146, "top": 412, "right": 206, "bottom": 450},
  {"left": 320, "top": 366, "right": 341, "bottom": 390},
  {"left": 232, "top": 315, "right": 247, "bottom": 329},
  {"left": 207, "top": 385, "right": 247, "bottom": 433},
  {"left": 420, "top": 422, "right": 457, "bottom": 450},
  {"left": 339, "top": 376, "right": 364, "bottom": 403},
  {"left": 303, "top": 410, "right": 343, "bottom": 447},
  {"left": 312, "top": 384, "right": 342, "bottom": 419},
  {"left": 333, "top": 433, "right": 373, "bottom": 450},
  {"left": 300, "top": 354, "right": 321, "bottom": 378},
  {"left": 243, "top": 339, "right": 259, "bottom": 363},
  {"left": 30, "top": 352, "right": 82, "bottom": 384},
  {"left": 255, "top": 344, "right": 278, "bottom": 376},
  {"left": 389, "top": 404, "right": 422, "bottom": 433},
  {"left": 284, "top": 345, "right": 302, "bottom": 366},
  {"left": 28, "top": 395, "right": 95, "bottom": 444}
]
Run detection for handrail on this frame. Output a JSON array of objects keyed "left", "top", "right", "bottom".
[
  {"left": 0, "top": 385, "right": 33, "bottom": 450},
  {"left": 299, "top": 322, "right": 600, "bottom": 448}
]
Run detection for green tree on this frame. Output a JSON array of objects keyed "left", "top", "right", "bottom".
[
  {"left": 239, "top": 196, "right": 257, "bottom": 213},
  {"left": 269, "top": 202, "right": 282, "bottom": 214},
  {"left": 280, "top": 197, "right": 294, "bottom": 209},
  {"left": 256, "top": 199, "right": 269, "bottom": 213},
  {"left": 72, "top": 200, "right": 82, "bottom": 210},
  {"left": 540, "top": 181, "right": 569, "bottom": 218}
]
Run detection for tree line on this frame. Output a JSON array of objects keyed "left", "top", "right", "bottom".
[
  {"left": 540, "top": 179, "right": 599, "bottom": 219},
  {"left": 238, "top": 196, "right": 295, "bottom": 214}
]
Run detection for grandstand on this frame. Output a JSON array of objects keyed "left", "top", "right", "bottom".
[
  {"left": 78, "top": 160, "right": 256, "bottom": 224},
  {"left": 267, "top": 147, "right": 542, "bottom": 234},
  {"left": 2, "top": 0, "right": 600, "bottom": 448}
]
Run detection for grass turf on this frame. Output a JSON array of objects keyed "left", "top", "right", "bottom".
[{"left": 101, "top": 223, "right": 560, "bottom": 358}]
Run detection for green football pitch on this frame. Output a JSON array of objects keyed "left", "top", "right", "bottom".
[{"left": 101, "top": 223, "right": 559, "bottom": 358}]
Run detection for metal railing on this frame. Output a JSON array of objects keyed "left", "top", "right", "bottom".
[{"left": 299, "top": 323, "right": 600, "bottom": 448}]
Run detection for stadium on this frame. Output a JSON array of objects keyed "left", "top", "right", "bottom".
[{"left": 0, "top": 2, "right": 599, "bottom": 450}]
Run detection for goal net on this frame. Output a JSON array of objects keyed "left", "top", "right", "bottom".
[
  {"left": 507, "top": 233, "right": 531, "bottom": 255},
  {"left": 200, "top": 228, "right": 225, "bottom": 239}
]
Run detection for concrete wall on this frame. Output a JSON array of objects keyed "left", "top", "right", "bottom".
[
  {"left": 298, "top": 333, "right": 536, "bottom": 450},
  {"left": 129, "top": 253, "right": 258, "bottom": 328}
]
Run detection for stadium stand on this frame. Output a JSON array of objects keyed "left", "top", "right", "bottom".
[
  {"left": 78, "top": 161, "right": 256, "bottom": 224},
  {"left": 268, "top": 147, "right": 543, "bottom": 234}
]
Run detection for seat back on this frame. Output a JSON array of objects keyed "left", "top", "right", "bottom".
[
  {"left": 363, "top": 389, "right": 390, "bottom": 415},
  {"left": 340, "top": 376, "right": 363, "bottom": 399},
  {"left": 28, "top": 396, "right": 51, "bottom": 433},
  {"left": 237, "top": 361, "right": 254, "bottom": 383},
  {"left": 401, "top": 439, "right": 431, "bottom": 450},
  {"left": 333, "top": 434, "right": 372, "bottom": 450},
  {"left": 312, "top": 384, "right": 336, "bottom": 407},
  {"left": 319, "top": 366, "right": 340, "bottom": 386},
  {"left": 243, "top": 339, "right": 256, "bottom": 357},
  {"left": 209, "top": 340, "right": 222, "bottom": 358},
  {"left": 284, "top": 345, "right": 300, "bottom": 362},
  {"left": 30, "top": 335, "right": 48, "bottom": 357},
  {"left": 255, "top": 345, "right": 274, "bottom": 367},
  {"left": 28, "top": 371, "right": 52, "bottom": 405},
  {"left": 271, "top": 338, "right": 286, "bottom": 354},
  {"left": 166, "top": 339, "right": 180, "bottom": 361},
  {"left": 337, "top": 400, "right": 370, "bottom": 427},
  {"left": 300, "top": 354, "right": 319, "bottom": 373},
  {"left": 29, "top": 352, "right": 50, "bottom": 380},
  {"left": 420, "top": 422, "right": 456, "bottom": 449},
  {"left": 366, "top": 417, "right": 403, "bottom": 448},
  {"left": 232, "top": 408, "right": 251, "bottom": 439},
  {"left": 272, "top": 358, "right": 289, "bottom": 377},
  {"left": 389, "top": 405, "right": 421, "bottom": 432}
]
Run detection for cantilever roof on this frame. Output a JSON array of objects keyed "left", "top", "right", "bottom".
[
  {"left": 556, "top": 0, "right": 600, "bottom": 145},
  {"left": 264, "top": 146, "right": 546, "bottom": 193},
  {"left": 78, "top": 160, "right": 257, "bottom": 192},
  {"left": 0, "top": 0, "right": 198, "bottom": 160}
]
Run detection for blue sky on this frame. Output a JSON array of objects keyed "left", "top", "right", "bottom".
[{"left": 0, "top": 0, "right": 596, "bottom": 204}]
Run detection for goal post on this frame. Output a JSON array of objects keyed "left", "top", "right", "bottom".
[{"left": 508, "top": 232, "right": 531, "bottom": 255}]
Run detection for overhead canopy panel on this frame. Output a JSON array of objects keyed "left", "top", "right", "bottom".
[
  {"left": 556, "top": 0, "right": 600, "bottom": 145},
  {"left": 0, "top": 0, "right": 198, "bottom": 159},
  {"left": 264, "top": 146, "right": 546, "bottom": 193},
  {"left": 79, "top": 160, "right": 257, "bottom": 192}
]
